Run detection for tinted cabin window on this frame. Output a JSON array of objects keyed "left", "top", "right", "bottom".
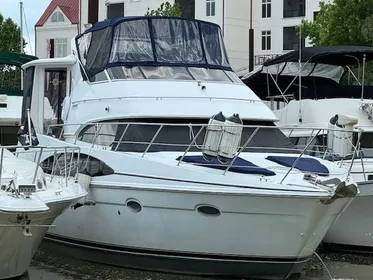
[
  {"left": 78, "top": 120, "right": 296, "bottom": 154},
  {"left": 21, "top": 66, "right": 35, "bottom": 123}
]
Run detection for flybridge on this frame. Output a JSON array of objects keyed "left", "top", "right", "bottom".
[{"left": 75, "top": 16, "right": 232, "bottom": 79}]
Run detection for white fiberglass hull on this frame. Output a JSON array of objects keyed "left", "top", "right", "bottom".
[
  {"left": 44, "top": 177, "right": 353, "bottom": 279},
  {"left": 324, "top": 180, "right": 373, "bottom": 249},
  {"left": 0, "top": 200, "right": 74, "bottom": 279}
]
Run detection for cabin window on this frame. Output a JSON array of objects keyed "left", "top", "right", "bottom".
[
  {"left": 41, "top": 154, "right": 114, "bottom": 177},
  {"left": 77, "top": 120, "right": 296, "bottom": 153},
  {"left": 290, "top": 135, "right": 327, "bottom": 157},
  {"left": 359, "top": 132, "right": 373, "bottom": 149},
  {"left": 21, "top": 66, "right": 35, "bottom": 123},
  {"left": 92, "top": 66, "right": 242, "bottom": 84},
  {"left": 79, "top": 123, "right": 118, "bottom": 146}
]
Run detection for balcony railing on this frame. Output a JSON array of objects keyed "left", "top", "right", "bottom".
[{"left": 255, "top": 54, "right": 282, "bottom": 65}]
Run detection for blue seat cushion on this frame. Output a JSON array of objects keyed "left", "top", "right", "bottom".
[
  {"left": 176, "top": 155, "right": 276, "bottom": 176},
  {"left": 266, "top": 156, "right": 329, "bottom": 176}
]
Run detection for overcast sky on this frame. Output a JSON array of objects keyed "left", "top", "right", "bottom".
[{"left": 0, "top": 0, "right": 51, "bottom": 55}]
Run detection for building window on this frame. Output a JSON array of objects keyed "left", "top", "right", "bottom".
[
  {"left": 283, "top": 26, "right": 305, "bottom": 50},
  {"left": 313, "top": 11, "right": 319, "bottom": 21},
  {"left": 262, "top": 0, "right": 271, "bottom": 18},
  {"left": 283, "top": 0, "right": 305, "bottom": 18},
  {"left": 88, "top": 0, "right": 99, "bottom": 24},
  {"left": 107, "top": 3, "right": 124, "bottom": 19},
  {"left": 176, "top": 0, "right": 195, "bottom": 19},
  {"left": 261, "top": 30, "right": 271, "bottom": 50},
  {"left": 206, "top": 0, "right": 215, "bottom": 17},
  {"left": 55, "top": 38, "right": 68, "bottom": 58},
  {"left": 51, "top": 11, "right": 65, "bottom": 23}
]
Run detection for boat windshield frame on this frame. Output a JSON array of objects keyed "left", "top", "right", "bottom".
[{"left": 76, "top": 16, "right": 232, "bottom": 80}]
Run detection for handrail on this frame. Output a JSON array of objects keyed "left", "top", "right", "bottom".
[
  {"left": 142, "top": 125, "right": 163, "bottom": 157},
  {"left": 223, "top": 127, "right": 259, "bottom": 175},
  {"left": 280, "top": 126, "right": 369, "bottom": 181},
  {"left": 42, "top": 122, "right": 363, "bottom": 180},
  {"left": 177, "top": 126, "right": 205, "bottom": 166},
  {"left": 280, "top": 129, "right": 320, "bottom": 184},
  {"left": 10, "top": 145, "right": 82, "bottom": 192}
]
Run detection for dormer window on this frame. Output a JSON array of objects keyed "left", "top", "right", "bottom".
[{"left": 51, "top": 11, "right": 65, "bottom": 23}]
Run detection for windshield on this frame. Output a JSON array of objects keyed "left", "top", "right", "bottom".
[
  {"left": 89, "top": 66, "right": 243, "bottom": 84},
  {"left": 77, "top": 17, "right": 231, "bottom": 80},
  {"left": 78, "top": 120, "right": 297, "bottom": 154}
]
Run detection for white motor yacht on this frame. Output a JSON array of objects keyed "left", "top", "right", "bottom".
[
  {"left": 242, "top": 46, "right": 373, "bottom": 251},
  {"left": 18, "top": 17, "right": 358, "bottom": 279}
]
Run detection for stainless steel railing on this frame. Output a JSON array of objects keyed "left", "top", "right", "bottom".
[{"left": 45, "top": 121, "right": 362, "bottom": 182}]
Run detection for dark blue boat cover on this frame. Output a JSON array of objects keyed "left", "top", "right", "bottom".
[
  {"left": 266, "top": 156, "right": 329, "bottom": 176},
  {"left": 176, "top": 156, "right": 276, "bottom": 176}
]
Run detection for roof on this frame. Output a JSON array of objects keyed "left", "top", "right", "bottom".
[
  {"left": 35, "top": 0, "right": 79, "bottom": 27},
  {"left": 264, "top": 46, "right": 373, "bottom": 67},
  {"left": 22, "top": 55, "right": 77, "bottom": 70},
  {"left": 82, "top": 16, "right": 222, "bottom": 35},
  {"left": 0, "top": 51, "right": 38, "bottom": 68}
]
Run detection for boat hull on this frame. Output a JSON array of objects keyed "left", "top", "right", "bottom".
[
  {"left": 323, "top": 180, "right": 373, "bottom": 250},
  {"left": 43, "top": 180, "right": 352, "bottom": 279},
  {"left": 0, "top": 200, "right": 74, "bottom": 279},
  {"left": 42, "top": 233, "right": 309, "bottom": 279}
]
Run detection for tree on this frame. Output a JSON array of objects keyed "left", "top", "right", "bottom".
[
  {"left": 0, "top": 13, "right": 27, "bottom": 91},
  {"left": 297, "top": 0, "right": 373, "bottom": 46},
  {"left": 145, "top": 1, "right": 182, "bottom": 17},
  {"left": 361, "top": 15, "right": 373, "bottom": 46}
]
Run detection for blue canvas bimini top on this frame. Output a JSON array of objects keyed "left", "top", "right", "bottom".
[{"left": 76, "top": 16, "right": 232, "bottom": 79}]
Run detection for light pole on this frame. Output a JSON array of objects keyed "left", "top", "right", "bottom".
[{"left": 249, "top": 0, "right": 254, "bottom": 72}]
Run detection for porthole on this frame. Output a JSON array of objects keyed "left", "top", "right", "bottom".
[
  {"left": 196, "top": 205, "right": 221, "bottom": 217},
  {"left": 126, "top": 199, "right": 142, "bottom": 213}
]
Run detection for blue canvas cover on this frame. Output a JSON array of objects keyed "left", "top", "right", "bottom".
[
  {"left": 266, "top": 156, "right": 329, "bottom": 176},
  {"left": 176, "top": 155, "right": 276, "bottom": 176},
  {"left": 76, "top": 16, "right": 231, "bottom": 79}
]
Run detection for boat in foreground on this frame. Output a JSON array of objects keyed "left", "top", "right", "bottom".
[
  {"left": 0, "top": 137, "right": 87, "bottom": 279},
  {"left": 241, "top": 46, "right": 373, "bottom": 251},
  {"left": 20, "top": 16, "right": 358, "bottom": 279}
]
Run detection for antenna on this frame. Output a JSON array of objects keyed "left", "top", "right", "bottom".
[
  {"left": 20, "top": 1, "right": 24, "bottom": 89},
  {"left": 298, "top": 25, "right": 302, "bottom": 123},
  {"left": 361, "top": 53, "right": 366, "bottom": 101}
]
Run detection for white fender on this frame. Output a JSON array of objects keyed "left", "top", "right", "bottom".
[
  {"left": 327, "top": 114, "right": 358, "bottom": 158},
  {"left": 218, "top": 114, "right": 243, "bottom": 161},
  {"left": 202, "top": 112, "right": 226, "bottom": 158}
]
